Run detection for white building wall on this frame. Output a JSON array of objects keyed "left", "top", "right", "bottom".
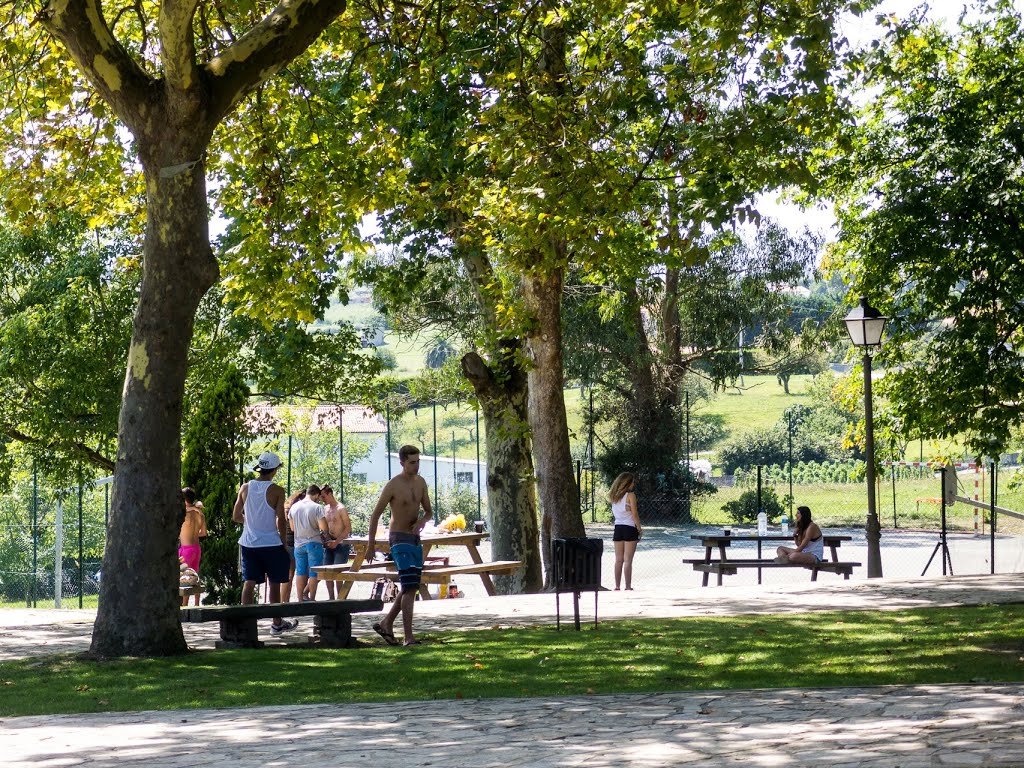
[{"left": 349, "top": 437, "right": 488, "bottom": 495}]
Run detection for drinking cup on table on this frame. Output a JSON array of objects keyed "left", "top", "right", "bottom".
[
  {"left": 474, "top": 520, "right": 485, "bottom": 533},
  {"left": 723, "top": 529, "right": 732, "bottom": 537}
]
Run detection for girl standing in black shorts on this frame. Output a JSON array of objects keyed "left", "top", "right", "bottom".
[{"left": 609, "top": 472, "right": 642, "bottom": 590}]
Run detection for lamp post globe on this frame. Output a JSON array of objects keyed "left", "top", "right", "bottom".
[{"left": 844, "top": 296, "right": 888, "bottom": 579}]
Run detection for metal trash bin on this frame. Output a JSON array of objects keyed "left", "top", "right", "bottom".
[{"left": 552, "top": 537, "right": 603, "bottom": 630}]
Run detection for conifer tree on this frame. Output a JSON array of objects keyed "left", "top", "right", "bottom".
[{"left": 181, "top": 366, "right": 252, "bottom": 605}]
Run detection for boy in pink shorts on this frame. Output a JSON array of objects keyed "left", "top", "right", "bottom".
[{"left": 179, "top": 487, "right": 207, "bottom": 605}]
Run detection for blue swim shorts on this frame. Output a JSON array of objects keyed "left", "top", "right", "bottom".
[
  {"left": 294, "top": 542, "right": 326, "bottom": 578},
  {"left": 390, "top": 542, "right": 424, "bottom": 593}
]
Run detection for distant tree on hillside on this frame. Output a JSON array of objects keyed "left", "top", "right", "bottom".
[{"left": 425, "top": 337, "right": 456, "bottom": 369}]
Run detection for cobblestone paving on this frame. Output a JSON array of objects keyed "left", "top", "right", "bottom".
[
  {"left": 3, "top": 684, "right": 1023, "bottom": 767},
  {"left": 3, "top": 573, "right": 1024, "bottom": 766}
]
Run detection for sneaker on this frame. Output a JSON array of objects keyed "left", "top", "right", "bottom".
[{"left": 270, "top": 618, "right": 299, "bottom": 636}]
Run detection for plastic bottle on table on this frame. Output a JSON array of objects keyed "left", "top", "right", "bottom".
[
  {"left": 780, "top": 511, "right": 789, "bottom": 535},
  {"left": 757, "top": 509, "right": 767, "bottom": 536}
]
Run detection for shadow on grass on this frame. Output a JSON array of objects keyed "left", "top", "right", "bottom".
[{"left": 2, "top": 604, "right": 1024, "bottom": 717}]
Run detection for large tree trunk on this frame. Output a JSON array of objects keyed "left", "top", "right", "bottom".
[
  {"left": 90, "top": 147, "right": 218, "bottom": 657},
  {"left": 39, "top": 0, "right": 350, "bottom": 658},
  {"left": 461, "top": 350, "right": 542, "bottom": 594},
  {"left": 523, "top": 266, "right": 583, "bottom": 587}
]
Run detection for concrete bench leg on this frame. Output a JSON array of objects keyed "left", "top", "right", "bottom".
[
  {"left": 314, "top": 613, "right": 352, "bottom": 647},
  {"left": 216, "top": 617, "right": 264, "bottom": 649}
]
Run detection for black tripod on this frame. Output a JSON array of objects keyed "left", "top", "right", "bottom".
[{"left": 922, "top": 466, "right": 953, "bottom": 576}]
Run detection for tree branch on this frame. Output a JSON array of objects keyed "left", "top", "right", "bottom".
[
  {"left": 36, "top": 0, "right": 155, "bottom": 133},
  {"left": 158, "top": 0, "right": 201, "bottom": 91},
  {"left": 2, "top": 424, "right": 115, "bottom": 473},
  {"left": 205, "top": 0, "right": 349, "bottom": 123}
]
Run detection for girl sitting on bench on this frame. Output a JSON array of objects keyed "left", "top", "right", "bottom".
[{"left": 776, "top": 505, "right": 824, "bottom": 565}]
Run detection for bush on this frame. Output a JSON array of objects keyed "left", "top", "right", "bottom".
[
  {"left": 181, "top": 365, "right": 252, "bottom": 605},
  {"left": 722, "top": 487, "right": 785, "bottom": 525},
  {"left": 718, "top": 429, "right": 790, "bottom": 473}
]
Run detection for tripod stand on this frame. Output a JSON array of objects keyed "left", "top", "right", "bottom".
[{"left": 922, "top": 467, "right": 953, "bottom": 576}]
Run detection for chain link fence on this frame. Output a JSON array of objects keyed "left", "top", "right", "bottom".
[
  {"left": 0, "top": 474, "right": 109, "bottom": 608},
  {"left": 584, "top": 459, "right": 1024, "bottom": 591},
  {"left": 6, "top": 395, "right": 1024, "bottom": 605}
]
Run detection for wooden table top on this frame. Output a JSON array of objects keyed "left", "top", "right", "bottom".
[
  {"left": 344, "top": 531, "right": 489, "bottom": 549},
  {"left": 689, "top": 533, "right": 853, "bottom": 544}
]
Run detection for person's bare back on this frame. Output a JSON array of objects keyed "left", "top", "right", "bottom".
[{"left": 179, "top": 503, "right": 207, "bottom": 547}]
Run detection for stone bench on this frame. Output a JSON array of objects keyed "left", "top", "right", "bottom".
[{"left": 179, "top": 598, "right": 382, "bottom": 648}]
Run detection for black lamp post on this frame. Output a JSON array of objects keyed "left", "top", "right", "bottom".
[{"left": 844, "top": 296, "right": 889, "bottom": 578}]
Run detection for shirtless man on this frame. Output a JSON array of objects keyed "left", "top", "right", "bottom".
[
  {"left": 319, "top": 484, "right": 352, "bottom": 599},
  {"left": 366, "top": 445, "right": 433, "bottom": 646},
  {"left": 231, "top": 452, "right": 298, "bottom": 636},
  {"left": 178, "top": 487, "right": 207, "bottom": 606}
]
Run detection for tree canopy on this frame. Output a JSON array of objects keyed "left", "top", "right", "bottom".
[{"left": 827, "top": 1, "right": 1024, "bottom": 456}]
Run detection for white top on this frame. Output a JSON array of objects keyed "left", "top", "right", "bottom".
[
  {"left": 239, "top": 480, "right": 282, "bottom": 548},
  {"left": 289, "top": 498, "right": 325, "bottom": 549},
  {"left": 611, "top": 495, "right": 637, "bottom": 528},
  {"left": 801, "top": 534, "right": 825, "bottom": 561}
]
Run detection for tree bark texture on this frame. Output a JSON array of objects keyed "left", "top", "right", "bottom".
[
  {"left": 461, "top": 351, "right": 543, "bottom": 594},
  {"left": 523, "top": 267, "right": 583, "bottom": 587},
  {"left": 92, "top": 156, "right": 218, "bottom": 657}
]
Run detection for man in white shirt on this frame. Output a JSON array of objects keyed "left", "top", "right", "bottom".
[
  {"left": 288, "top": 484, "right": 331, "bottom": 601},
  {"left": 231, "top": 452, "right": 297, "bottom": 635}
]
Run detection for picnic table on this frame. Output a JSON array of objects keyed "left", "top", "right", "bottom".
[
  {"left": 684, "top": 532, "right": 858, "bottom": 587},
  {"left": 313, "top": 531, "right": 521, "bottom": 600}
]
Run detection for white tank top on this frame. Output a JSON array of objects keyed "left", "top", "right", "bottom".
[
  {"left": 803, "top": 533, "right": 825, "bottom": 561},
  {"left": 611, "top": 495, "right": 637, "bottom": 528},
  {"left": 239, "top": 480, "right": 282, "bottom": 548}
]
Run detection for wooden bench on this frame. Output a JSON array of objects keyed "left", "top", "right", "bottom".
[
  {"left": 683, "top": 558, "right": 861, "bottom": 586},
  {"left": 179, "top": 598, "right": 382, "bottom": 649},
  {"left": 314, "top": 560, "right": 522, "bottom": 597}
]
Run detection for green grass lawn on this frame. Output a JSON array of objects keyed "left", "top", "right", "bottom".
[
  {"left": 699, "top": 373, "right": 814, "bottom": 434},
  {"left": 2, "top": 605, "right": 1023, "bottom": 716},
  {"left": 1, "top": 595, "right": 99, "bottom": 610},
  {"left": 694, "top": 474, "right": 1024, "bottom": 532}
]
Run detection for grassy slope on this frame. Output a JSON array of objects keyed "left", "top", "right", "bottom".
[
  {"left": 1, "top": 605, "right": 1022, "bottom": 716},
  {"left": 699, "top": 373, "right": 815, "bottom": 434}
]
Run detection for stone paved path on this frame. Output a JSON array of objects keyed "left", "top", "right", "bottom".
[{"left": 3, "top": 573, "right": 1024, "bottom": 766}]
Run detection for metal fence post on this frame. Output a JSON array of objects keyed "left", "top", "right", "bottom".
[
  {"left": 55, "top": 499, "right": 63, "bottom": 609},
  {"left": 432, "top": 401, "right": 439, "bottom": 515},
  {"left": 339, "top": 406, "right": 345, "bottom": 503},
  {"left": 78, "top": 479, "right": 84, "bottom": 609},
  {"left": 31, "top": 467, "right": 38, "bottom": 608},
  {"left": 386, "top": 400, "right": 393, "bottom": 477},
  {"left": 475, "top": 407, "right": 481, "bottom": 518},
  {"left": 990, "top": 460, "right": 997, "bottom": 574}
]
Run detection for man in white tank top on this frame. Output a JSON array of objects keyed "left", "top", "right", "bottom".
[{"left": 231, "top": 452, "right": 297, "bottom": 635}]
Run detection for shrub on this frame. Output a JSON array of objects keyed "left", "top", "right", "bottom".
[
  {"left": 721, "top": 487, "right": 785, "bottom": 525},
  {"left": 181, "top": 365, "right": 252, "bottom": 605}
]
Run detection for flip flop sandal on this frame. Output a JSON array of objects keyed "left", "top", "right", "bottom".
[{"left": 372, "top": 622, "right": 400, "bottom": 646}]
